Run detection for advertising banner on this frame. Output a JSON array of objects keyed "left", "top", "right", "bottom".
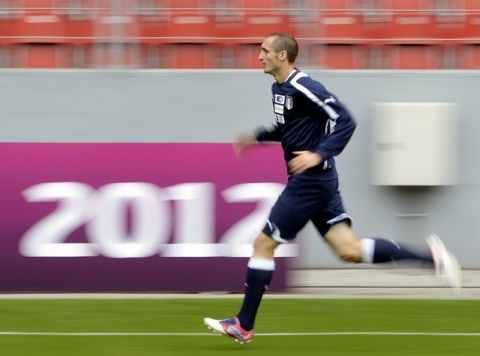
[{"left": 0, "top": 143, "right": 295, "bottom": 292}]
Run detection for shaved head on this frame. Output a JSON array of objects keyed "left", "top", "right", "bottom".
[{"left": 266, "top": 33, "right": 299, "bottom": 64}]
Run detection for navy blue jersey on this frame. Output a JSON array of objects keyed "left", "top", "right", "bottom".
[{"left": 255, "top": 69, "right": 357, "bottom": 180}]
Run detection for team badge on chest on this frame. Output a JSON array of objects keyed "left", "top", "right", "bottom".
[
  {"left": 274, "top": 94, "right": 285, "bottom": 104},
  {"left": 285, "top": 96, "right": 293, "bottom": 110}
]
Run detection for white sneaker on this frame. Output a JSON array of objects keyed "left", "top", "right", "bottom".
[{"left": 426, "top": 234, "right": 462, "bottom": 295}]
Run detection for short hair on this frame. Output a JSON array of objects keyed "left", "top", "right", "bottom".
[{"left": 266, "top": 33, "right": 299, "bottom": 64}]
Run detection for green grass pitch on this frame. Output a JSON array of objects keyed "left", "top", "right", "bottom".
[{"left": 1, "top": 297, "right": 479, "bottom": 355}]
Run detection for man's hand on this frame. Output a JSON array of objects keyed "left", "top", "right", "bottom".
[
  {"left": 288, "top": 151, "right": 323, "bottom": 174},
  {"left": 233, "top": 131, "right": 258, "bottom": 158}
]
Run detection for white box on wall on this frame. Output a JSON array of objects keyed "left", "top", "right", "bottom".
[{"left": 371, "top": 102, "right": 459, "bottom": 186}]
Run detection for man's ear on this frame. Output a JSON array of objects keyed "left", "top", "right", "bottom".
[{"left": 279, "top": 50, "right": 288, "bottom": 61}]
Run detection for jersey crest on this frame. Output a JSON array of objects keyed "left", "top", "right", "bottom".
[
  {"left": 274, "top": 94, "right": 285, "bottom": 104},
  {"left": 285, "top": 96, "right": 293, "bottom": 110}
]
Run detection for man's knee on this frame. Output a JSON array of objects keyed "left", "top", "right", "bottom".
[
  {"left": 335, "top": 242, "right": 362, "bottom": 263},
  {"left": 324, "top": 222, "right": 362, "bottom": 263},
  {"left": 253, "top": 233, "right": 280, "bottom": 259}
]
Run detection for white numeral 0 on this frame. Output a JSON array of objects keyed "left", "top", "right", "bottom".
[{"left": 86, "top": 183, "right": 171, "bottom": 258}]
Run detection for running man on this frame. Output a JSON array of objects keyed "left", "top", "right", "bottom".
[{"left": 204, "top": 33, "right": 461, "bottom": 345}]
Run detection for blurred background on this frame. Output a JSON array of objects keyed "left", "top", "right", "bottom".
[
  {"left": 1, "top": 0, "right": 480, "bottom": 297},
  {"left": 0, "top": 0, "right": 479, "bottom": 70}
]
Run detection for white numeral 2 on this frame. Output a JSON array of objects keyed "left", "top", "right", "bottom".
[{"left": 20, "top": 182, "right": 96, "bottom": 257}]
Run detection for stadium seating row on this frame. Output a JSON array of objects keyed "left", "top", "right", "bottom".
[
  {"left": 1, "top": 1, "right": 480, "bottom": 46},
  {"left": 1, "top": 13, "right": 480, "bottom": 45},
  {"left": 2, "top": 43, "right": 479, "bottom": 69},
  {"left": 0, "top": 1, "right": 479, "bottom": 69}
]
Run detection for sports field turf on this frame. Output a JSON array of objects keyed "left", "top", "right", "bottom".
[{"left": 0, "top": 297, "right": 479, "bottom": 355}]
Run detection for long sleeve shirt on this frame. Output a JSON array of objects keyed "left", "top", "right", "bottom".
[{"left": 255, "top": 69, "right": 357, "bottom": 180}]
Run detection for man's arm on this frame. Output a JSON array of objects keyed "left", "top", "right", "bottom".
[
  {"left": 233, "top": 123, "right": 281, "bottom": 158},
  {"left": 314, "top": 109, "right": 357, "bottom": 162},
  {"left": 296, "top": 76, "right": 357, "bottom": 162},
  {"left": 255, "top": 122, "right": 281, "bottom": 142}
]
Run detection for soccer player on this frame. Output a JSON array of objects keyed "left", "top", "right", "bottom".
[{"left": 204, "top": 33, "right": 462, "bottom": 345}]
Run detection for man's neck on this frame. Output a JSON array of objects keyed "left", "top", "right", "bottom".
[{"left": 274, "top": 66, "right": 296, "bottom": 84}]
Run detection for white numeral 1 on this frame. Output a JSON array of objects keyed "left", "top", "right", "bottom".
[{"left": 163, "top": 183, "right": 216, "bottom": 257}]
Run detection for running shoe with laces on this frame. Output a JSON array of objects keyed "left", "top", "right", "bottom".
[
  {"left": 204, "top": 317, "right": 254, "bottom": 344},
  {"left": 426, "top": 234, "right": 462, "bottom": 295}
]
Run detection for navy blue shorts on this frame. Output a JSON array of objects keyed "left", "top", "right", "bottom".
[{"left": 262, "top": 175, "right": 352, "bottom": 242}]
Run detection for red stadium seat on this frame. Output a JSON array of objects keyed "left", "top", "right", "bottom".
[
  {"left": 136, "top": 2, "right": 219, "bottom": 69},
  {"left": 169, "top": 0, "right": 210, "bottom": 8},
  {"left": 0, "top": 44, "right": 11, "bottom": 67},
  {"left": 470, "top": 45, "right": 480, "bottom": 68},
  {"left": 435, "top": 16, "right": 467, "bottom": 44},
  {"left": 63, "top": 0, "right": 97, "bottom": 45},
  {"left": 348, "top": 0, "right": 442, "bottom": 46},
  {"left": 215, "top": 11, "right": 296, "bottom": 45},
  {"left": 223, "top": 44, "right": 261, "bottom": 68},
  {"left": 240, "top": 0, "right": 291, "bottom": 10},
  {"left": 67, "top": 43, "right": 95, "bottom": 68},
  {"left": 12, "top": 43, "right": 70, "bottom": 68},
  {"left": 171, "top": 44, "right": 220, "bottom": 68},
  {"left": 309, "top": 44, "right": 368, "bottom": 69},
  {"left": 242, "top": 12, "right": 295, "bottom": 43},
  {"left": 65, "top": 19, "right": 95, "bottom": 45},
  {"left": 300, "top": 0, "right": 362, "bottom": 44},
  {"left": 16, "top": 14, "right": 67, "bottom": 44},
  {"left": 455, "top": 45, "right": 480, "bottom": 69},
  {"left": 387, "top": 12, "right": 437, "bottom": 44},
  {"left": 15, "top": 0, "right": 68, "bottom": 44},
  {"left": 464, "top": 0, "right": 480, "bottom": 11},
  {"left": 167, "top": 11, "right": 216, "bottom": 43},
  {"left": 387, "top": 44, "right": 440, "bottom": 69},
  {"left": 27, "top": 44, "right": 63, "bottom": 67},
  {"left": 88, "top": 43, "right": 137, "bottom": 68},
  {"left": 362, "top": 18, "right": 393, "bottom": 46},
  {"left": 136, "top": 10, "right": 170, "bottom": 45},
  {"left": 0, "top": 15, "right": 18, "bottom": 45},
  {"left": 288, "top": 1, "right": 363, "bottom": 45},
  {"left": 390, "top": 0, "right": 434, "bottom": 11},
  {"left": 387, "top": 0, "right": 437, "bottom": 45},
  {"left": 320, "top": 11, "right": 364, "bottom": 44},
  {"left": 138, "top": 11, "right": 216, "bottom": 44},
  {"left": 429, "top": 0, "right": 467, "bottom": 45},
  {"left": 11, "top": 43, "right": 93, "bottom": 68},
  {"left": 464, "top": 13, "right": 480, "bottom": 44},
  {"left": 139, "top": 43, "right": 220, "bottom": 68},
  {"left": 318, "top": 0, "right": 362, "bottom": 11}
]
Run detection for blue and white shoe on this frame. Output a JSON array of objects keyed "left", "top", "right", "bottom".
[{"left": 426, "top": 234, "right": 462, "bottom": 295}]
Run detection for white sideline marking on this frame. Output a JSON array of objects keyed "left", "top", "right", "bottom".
[{"left": 1, "top": 331, "right": 480, "bottom": 337}]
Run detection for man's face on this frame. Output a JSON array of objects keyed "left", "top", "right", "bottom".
[{"left": 259, "top": 36, "right": 283, "bottom": 75}]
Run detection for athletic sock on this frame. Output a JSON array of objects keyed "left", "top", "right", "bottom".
[
  {"left": 362, "top": 237, "right": 433, "bottom": 264},
  {"left": 236, "top": 257, "right": 275, "bottom": 331}
]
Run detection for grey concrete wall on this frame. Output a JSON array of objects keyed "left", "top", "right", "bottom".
[{"left": 2, "top": 69, "right": 480, "bottom": 269}]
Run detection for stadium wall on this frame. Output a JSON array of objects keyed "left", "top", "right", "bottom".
[{"left": 1, "top": 69, "right": 479, "bottom": 274}]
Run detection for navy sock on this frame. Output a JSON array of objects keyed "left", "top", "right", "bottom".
[
  {"left": 236, "top": 259, "right": 274, "bottom": 331},
  {"left": 370, "top": 238, "right": 433, "bottom": 264}
]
